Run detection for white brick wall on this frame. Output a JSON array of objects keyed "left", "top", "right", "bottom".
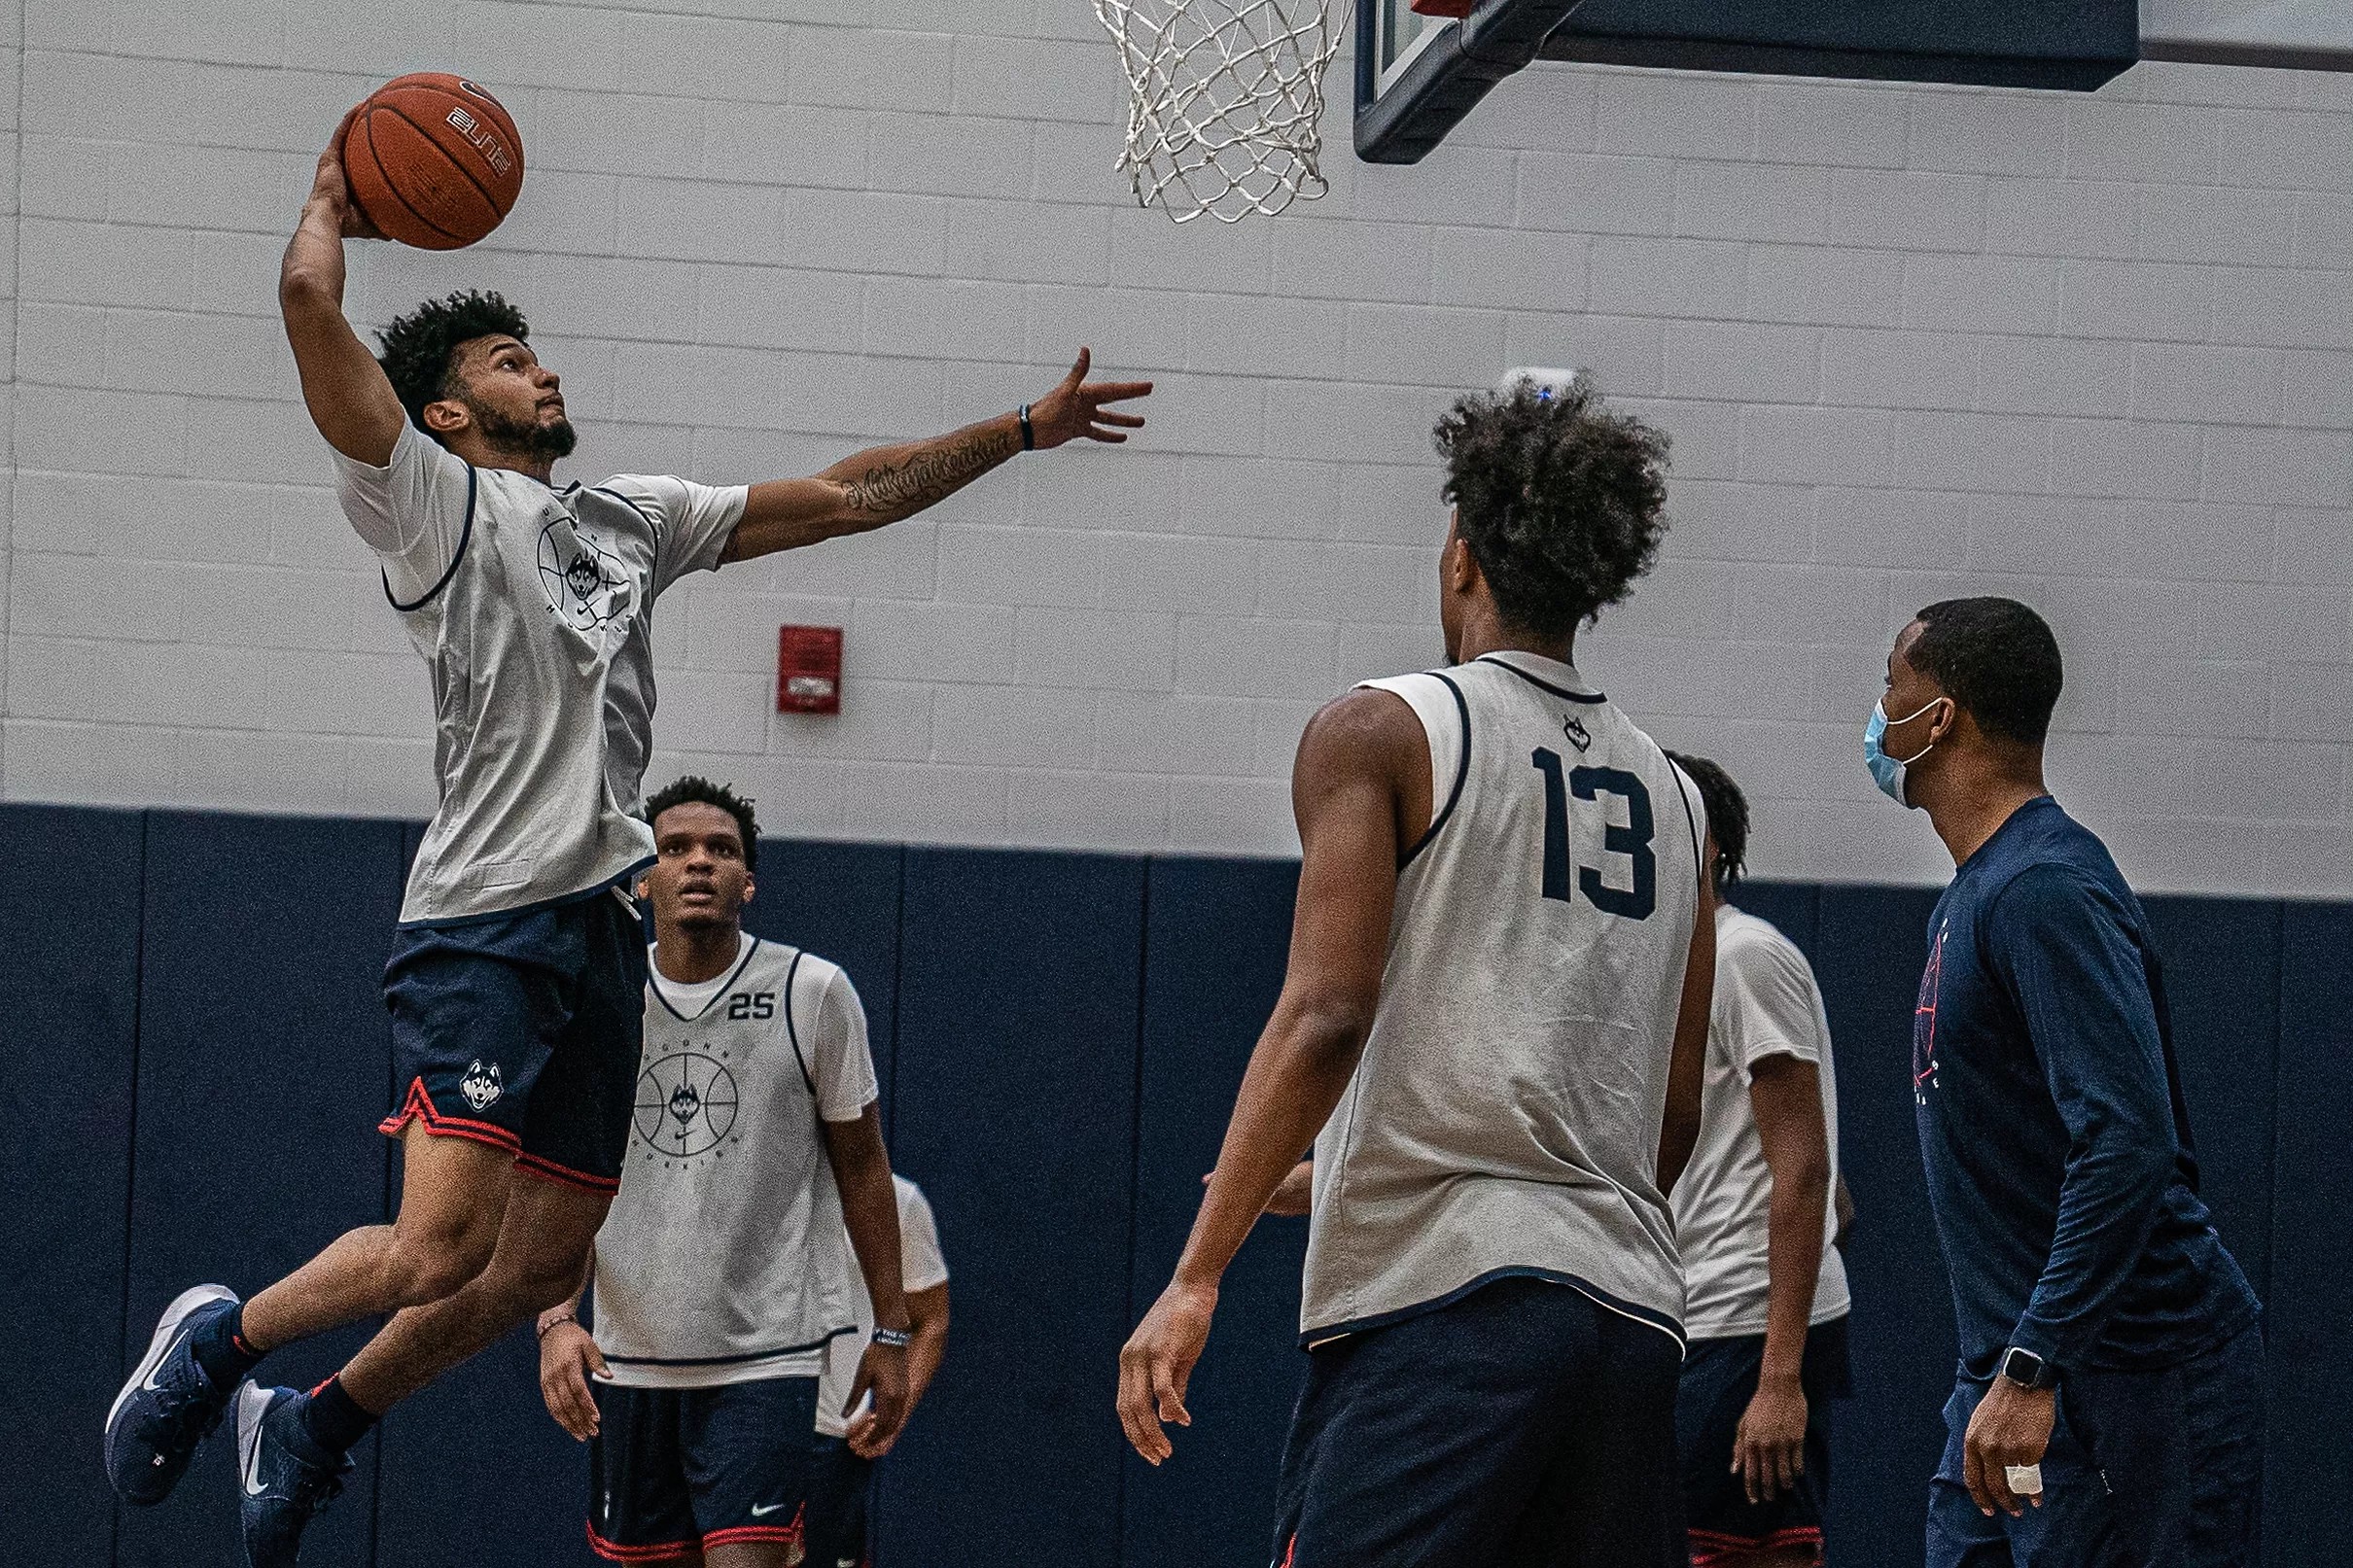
[{"left": 2, "top": 5, "right": 2349, "bottom": 893}]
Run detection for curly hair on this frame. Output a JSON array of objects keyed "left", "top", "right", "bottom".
[
  {"left": 643, "top": 775, "right": 760, "bottom": 872},
  {"left": 1665, "top": 751, "right": 1748, "bottom": 891},
  {"left": 1907, "top": 597, "right": 2064, "bottom": 748},
  {"left": 1435, "top": 381, "right": 1670, "bottom": 638},
  {"left": 375, "top": 290, "right": 531, "bottom": 438}
]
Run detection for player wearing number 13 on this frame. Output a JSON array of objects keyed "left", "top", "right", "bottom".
[{"left": 1119, "top": 382, "right": 1712, "bottom": 1568}]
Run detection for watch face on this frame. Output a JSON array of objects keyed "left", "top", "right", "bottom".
[{"left": 2004, "top": 1349, "right": 2047, "bottom": 1385}]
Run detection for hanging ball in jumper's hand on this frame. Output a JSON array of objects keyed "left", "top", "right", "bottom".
[{"left": 340, "top": 73, "right": 525, "bottom": 249}]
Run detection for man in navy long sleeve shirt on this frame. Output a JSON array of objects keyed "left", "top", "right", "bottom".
[{"left": 1871, "top": 597, "right": 2262, "bottom": 1568}]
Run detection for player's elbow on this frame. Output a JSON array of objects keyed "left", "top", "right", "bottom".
[
  {"left": 1282, "top": 1002, "right": 1373, "bottom": 1077},
  {"left": 278, "top": 261, "right": 334, "bottom": 314}
]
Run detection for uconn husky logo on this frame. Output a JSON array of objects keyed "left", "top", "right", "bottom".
[
  {"left": 633, "top": 1050, "right": 741, "bottom": 1164},
  {"left": 537, "top": 514, "right": 626, "bottom": 630},
  {"left": 460, "top": 1059, "right": 504, "bottom": 1112}
]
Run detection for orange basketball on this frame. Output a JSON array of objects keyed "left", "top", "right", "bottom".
[{"left": 340, "top": 74, "right": 525, "bottom": 251}]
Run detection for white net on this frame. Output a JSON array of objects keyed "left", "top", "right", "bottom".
[{"left": 1094, "top": 0, "right": 1351, "bottom": 224}]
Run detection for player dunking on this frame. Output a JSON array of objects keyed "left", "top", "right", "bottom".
[
  {"left": 102, "top": 115, "right": 1149, "bottom": 1567},
  {"left": 1118, "top": 382, "right": 1714, "bottom": 1567}
]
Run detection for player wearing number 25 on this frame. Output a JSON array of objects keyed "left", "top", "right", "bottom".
[
  {"left": 1120, "top": 382, "right": 1713, "bottom": 1568},
  {"left": 1876, "top": 598, "right": 2263, "bottom": 1568}
]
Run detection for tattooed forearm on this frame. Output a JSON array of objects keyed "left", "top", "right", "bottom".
[{"left": 844, "top": 425, "right": 1022, "bottom": 517}]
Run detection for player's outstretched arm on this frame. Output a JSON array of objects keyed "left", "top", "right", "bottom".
[
  {"left": 720, "top": 348, "right": 1153, "bottom": 562},
  {"left": 1117, "top": 689, "right": 1419, "bottom": 1466},
  {"left": 823, "top": 1104, "right": 912, "bottom": 1459},
  {"left": 279, "top": 112, "right": 404, "bottom": 466}
]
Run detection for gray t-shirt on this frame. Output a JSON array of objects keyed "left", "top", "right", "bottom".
[
  {"left": 334, "top": 425, "right": 745, "bottom": 925},
  {"left": 594, "top": 937, "right": 880, "bottom": 1389}
]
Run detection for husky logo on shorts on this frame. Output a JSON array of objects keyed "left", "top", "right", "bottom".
[{"left": 460, "top": 1058, "right": 504, "bottom": 1112}]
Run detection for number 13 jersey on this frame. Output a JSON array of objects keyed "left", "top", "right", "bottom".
[{"left": 1301, "top": 651, "right": 1706, "bottom": 1349}]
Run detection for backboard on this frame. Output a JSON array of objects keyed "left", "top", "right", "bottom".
[{"left": 1358, "top": 0, "right": 2353, "bottom": 164}]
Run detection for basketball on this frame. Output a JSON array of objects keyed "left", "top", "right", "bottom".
[{"left": 339, "top": 73, "right": 524, "bottom": 250}]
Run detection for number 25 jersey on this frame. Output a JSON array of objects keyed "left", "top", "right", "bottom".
[{"left": 1301, "top": 651, "right": 1705, "bottom": 1349}]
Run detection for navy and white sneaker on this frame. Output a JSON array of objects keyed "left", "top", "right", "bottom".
[
  {"left": 235, "top": 1383, "right": 354, "bottom": 1568},
  {"left": 105, "top": 1283, "right": 240, "bottom": 1505}
]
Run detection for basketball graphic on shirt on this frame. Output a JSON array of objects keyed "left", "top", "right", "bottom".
[
  {"left": 538, "top": 515, "right": 626, "bottom": 629},
  {"left": 633, "top": 1050, "right": 741, "bottom": 1159},
  {"left": 1914, "top": 923, "right": 1946, "bottom": 1103}
]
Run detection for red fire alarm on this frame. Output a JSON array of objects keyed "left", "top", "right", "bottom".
[{"left": 777, "top": 625, "right": 843, "bottom": 714}]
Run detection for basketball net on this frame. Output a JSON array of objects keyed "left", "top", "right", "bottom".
[{"left": 1094, "top": 0, "right": 1349, "bottom": 224}]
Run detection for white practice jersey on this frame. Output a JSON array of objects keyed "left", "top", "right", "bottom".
[
  {"left": 815, "top": 1176, "right": 950, "bottom": 1441},
  {"left": 592, "top": 935, "right": 878, "bottom": 1389},
  {"left": 1672, "top": 903, "right": 1850, "bottom": 1340},
  {"left": 1302, "top": 651, "right": 1705, "bottom": 1348},
  {"left": 334, "top": 424, "right": 746, "bottom": 926}
]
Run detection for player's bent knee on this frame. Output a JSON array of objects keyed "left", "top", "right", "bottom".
[{"left": 380, "top": 1227, "right": 498, "bottom": 1307}]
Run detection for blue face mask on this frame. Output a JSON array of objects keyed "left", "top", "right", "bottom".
[{"left": 1866, "top": 697, "right": 1947, "bottom": 807}]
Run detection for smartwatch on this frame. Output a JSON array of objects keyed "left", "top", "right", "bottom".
[{"left": 1998, "top": 1346, "right": 2058, "bottom": 1390}]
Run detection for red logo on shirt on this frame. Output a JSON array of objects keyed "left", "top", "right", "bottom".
[{"left": 1914, "top": 922, "right": 1946, "bottom": 1102}]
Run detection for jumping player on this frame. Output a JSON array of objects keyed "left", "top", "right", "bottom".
[
  {"left": 1664, "top": 753, "right": 1854, "bottom": 1568},
  {"left": 1874, "top": 598, "right": 2263, "bottom": 1568},
  {"left": 1117, "top": 382, "right": 1713, "bottom": 1568},
  {"left": 103, "top": 115, "right": 1150, "bottom": 1567},
  {"left": 535, "top": 778, "right": 913, "bottom": 1567}
]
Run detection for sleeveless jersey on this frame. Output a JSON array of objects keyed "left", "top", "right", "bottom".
[
  {"left": 593, "top": 937, "right": 879, "bottom": 1388},
  {"left": 334, "top": 424, "right": 745, "bottom": 926},
  {"left": 1301, "top": 650, "right": 1705, "bottom": 1348}
]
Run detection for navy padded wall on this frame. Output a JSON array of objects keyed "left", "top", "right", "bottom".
[
  {"left": 119, "top": 811, "right": 404, "bottom": 1568},
  {"left": 2266, "top": 901, "right": 2353, "bottom": 1567},
  {"left": 740, "top": 840, "right": 906, "bottom": 1136},
  {"left": 0, "top": 805, "right": 144, "bottom": 1562},
  {"left": 1811, "top": 885, "right": 1949, "bottom": 1568},
  {"left": 1726, "top": 880, "right": 1820, "bottom": 955},
  {"left": 879, "top": 848, "right": 1147, "bottom": 1568},
  {"left": 1123, "top": 856, "right": 1307, "bottom": 1568},
  {"left": 2140, "top": 896, "right": 2279, "bottom": 1304}
]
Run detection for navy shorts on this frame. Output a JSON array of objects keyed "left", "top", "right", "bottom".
[
  {"left": 379, "top": 885, "right": 646, "bottom": 1194},
  {"left": 1926, "top": 1319, "right": 2264, "bottom": 1568},
  {"left": 1272, "top": 1275, "right": 1686, "bottom": 1568},
  {"left": 587, "top": 1377, "right": 822, "bottom": 1562},
  {"left": 803, "top": 1435, "right": 875, "bottom": 1568},
  {"left": 1676, "top": 1315, "right": 1851, "bottom": 1566}
]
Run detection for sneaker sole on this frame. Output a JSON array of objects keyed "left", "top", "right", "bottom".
[
  {"left": 105, "top": 1282, "right": 239, "bottom": 1446},
  {"left": 235, "top": 1381, "right": 276, "bottom": 1500}
]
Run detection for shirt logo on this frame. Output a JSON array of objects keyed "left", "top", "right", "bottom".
[
  {"left": 1563, "top": 714, "right": 1592, "bottom": 752},
  {"left": 460, "top": 1059, "right": 504, "bottom": 1112},
  {"left": 633, "top": 1049, "right": 742, "bottom": 1165},
  {"left": 1914, "top": 922, "right": 1946, "bottom": 1103},
  {"left": 537, "top": 515, "right": 628, "bottom": 630}
]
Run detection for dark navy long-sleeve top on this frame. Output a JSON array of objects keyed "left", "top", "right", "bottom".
[{"left": 1913, "top": 796, "right": 2258, "bottom": 1379}]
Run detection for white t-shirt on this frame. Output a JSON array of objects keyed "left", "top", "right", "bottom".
[
  {"left": 593, "top": 936, "right": 879, "bottom": 1388},
  {"left": 816, "top": 1176, "right": 950, "bottom": 1440},
  {"left": 1671, "top": 903, "right": 1851, "bottom": 1341},
  {"left": 333, "top": 424, "right": 746, "bottom": 924}
]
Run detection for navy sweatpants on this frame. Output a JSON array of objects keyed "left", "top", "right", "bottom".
[{"left": 1926, "top": 1320, "right": 2264, "bottom": 1568}]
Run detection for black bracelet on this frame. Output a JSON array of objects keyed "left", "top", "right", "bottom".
[
  {"left": 1017, "top": 403, "right": 1036, "bottom": 451},
  {"left": 871, "top": 1326, "right": 913, "bottom": 1349}
]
